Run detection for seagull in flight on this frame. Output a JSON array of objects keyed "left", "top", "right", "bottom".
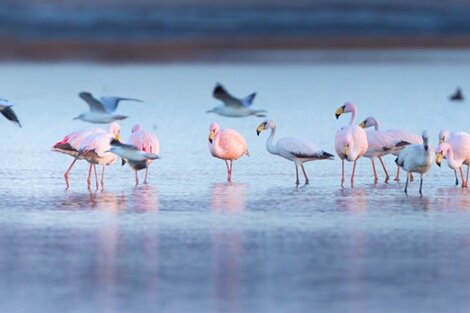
[
  {"left": 0, "top": 98, "right": 21, "bottom": 127},
  {"left": 74, "top": 92, "right": 142, "bottom": 124},
  {"left": 207, "top": 83, "right": 267, "bottom": 118}
]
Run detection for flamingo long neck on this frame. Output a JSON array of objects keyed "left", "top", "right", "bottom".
[
  {"left": 211, "top": 132, "right": 224, "bottom": 156},
  {"left": 266, "top": 127, "right": 278, "bottom": 155},
  {"left": 373, "top": 120, "right": 379, "bottom": 131},
  {"left": 349, "top": 107, "right": 357, "bottom": 125},
  {"left": 446, "top": 147, "right": 462, "bottom": 169}
]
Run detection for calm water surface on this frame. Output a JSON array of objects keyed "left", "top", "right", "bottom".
[{"left": 1, "top": 55, "right": 470, "bottom": 312}]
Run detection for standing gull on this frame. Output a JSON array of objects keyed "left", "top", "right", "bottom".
[
  {"left": 208, "top": 122, "right": 249, "bottom": 182},
  {"left": 0, "top": 99, "right": 21, "bottom": 127},
  {"left": 335, "top": 102, "right": 368, "bottom": 188},
  {"left": 74, "top": 92, "right": 142, "bottom": 124},
  {"left": 207, "top": 83, "right": 267, "bottom": 117},
  {"left": 256, "top": 119, "right": 334, "bottom": 186},
  {"left": 395, "top": 130, "right": 435, "bottom": 195}
]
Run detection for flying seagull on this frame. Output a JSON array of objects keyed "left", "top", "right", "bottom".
[
  {"left": 0, "top": 99, "right": 21, "bottom": 127},
  {"left": 74, "top": 92, "right": 142, "bottom": 124},
  {"left": 108, "top": 139, "right": 160, "bottom": 163},
  {"left": 207, "top": 83, "right": 267, "bottom": 118}
]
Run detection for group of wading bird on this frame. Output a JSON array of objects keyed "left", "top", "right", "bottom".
[{"left": 1, "top": 84, "right": 468, "bottom": 194}]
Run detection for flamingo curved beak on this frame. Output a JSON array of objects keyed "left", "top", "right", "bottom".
[
  {"left": 256, "top": 123, "right": 266, "bottom": 136},
  {"left": 436, "top": 152, "right": 443, "bottom": 167},
  {"left": 208, "top": 130, "right": 215, "bottom": 143},
  {"left": 335, "top": 106, "right": 344, "bottom": 119}
]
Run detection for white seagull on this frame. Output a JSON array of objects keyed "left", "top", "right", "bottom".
[
  {"left": 395, "top": 130, "right": 435, "bottom": 195},
  {"left": 74, "top": 92, "right": 142, "bottom": 124},
  {"left": 360, "top": 116, "right": 422, "bottom": 181},
  {"left": 335, "top": 102, "right": 368, "bottom": 188},
  {"left": 436, "top": 132, "right": 470, "bottom": 188},
  {"left": 109, "top": 124, "right": 160, "bottom": 185},
  {"left": 256, "top": 119, "right": 334, "bottom": 186},
  {"left": 0, "top": 99, "right": 21, "bottom": 127},
  {"left": 207, "top": 83, "right": 267, "bottom": 118}
]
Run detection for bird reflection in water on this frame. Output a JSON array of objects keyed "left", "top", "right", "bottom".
[
  {"left": 210, "top": 183, "right": 246, "bottom": 213},
  {"left": 61, "top": 190, "right": 127, "bottom": 211},
  {"left": 129, "top": 184, "right": 159, "bottom": 212},
  {"left": 210, "top": 183, "right": 246, "bottom": 312},
  {"left": 336, "top": 188, "right": 368, "bottom": 213}
]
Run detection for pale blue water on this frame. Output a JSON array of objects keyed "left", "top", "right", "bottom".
[{"left": 1, "top": 53, "right": 470, "bottom": 312}]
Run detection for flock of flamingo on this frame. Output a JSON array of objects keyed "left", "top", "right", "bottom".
[{"left": 0, "top": 84, "right": 468, "bottom": 195}]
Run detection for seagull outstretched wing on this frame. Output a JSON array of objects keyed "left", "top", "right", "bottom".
[
  {"left": 0, "top": 105, "right": 21, "bottom": 127},
  {"left": 212, "top": 83, "right": 245, "bottom": 108},
  {"left": 100, "top": 97, "right": 143, "bottom": 113},
  {"left": 79, "top": 92, "right": 106, "bottom": 112}
]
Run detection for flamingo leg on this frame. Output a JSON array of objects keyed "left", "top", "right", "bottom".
[
  {"left": 394, "top": 166, "right": 400, "bottom": 181},
  {"left": 454, "top": 169, "right": 459, "bottom": 186},
  {"left": 227, "top": 160, "right": 233, "bottom": 182},
  {"left": 378, "top": 157, "right": 390, "bottom": 183},
  {"left": 410, "top": 173, "right": 414, "bottom": 182},
  {"left": 460, "top": 167, "right": 466, "bottom": 188},
  {"left": 466, "top": 165, "right": 470, "bottom": 188},
  {"left": 135, "top": 170, "right": 139, "bottom": 186},
  {"left": 87, "top": 164, "right": 93, "bottom": 189},
  {"left": 100, "top": 165, "right": 105, "bottom": 190},
  {"left": 341, "top": 159, "right": 345, "bottom": 188},
  {"left": 295, "top": 164, "right": 300, "bottom": 186},
  {"left": 224, "top": 160, "right": 231, "bottom": 182},
  {"left": 404, "top": 173, "right": 409, "bottom": 194},
  {"left": 93, "top": 165, "right": 99, "bottom": 190},
  {"left": 300, "top": 164, "right": 309, "bottom": 185},
  {"left": 351, "top": 159, "right": 357, "bottom": 187},
  {"left": 371, "top": 159, "right": 378, "bottom": 184},
  {"left": 64, "top": 158, "right": 77, "bottom": 189},
  {"left": 144, "top": 167, "right": 149, "bottom": 184},
  {"left": 419, "top": 174, "right": 423, "bottom": 195}
]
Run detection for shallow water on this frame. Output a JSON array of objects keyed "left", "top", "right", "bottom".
[{"left": 1, "top": 54, "right": 470, "bottom": 312}]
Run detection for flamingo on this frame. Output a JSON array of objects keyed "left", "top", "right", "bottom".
[
  {"left": 0, "top": 99, "right": 21, "bottom": 127},
  {"left": 52, "top": 128, "right": 105, "bottom": 189},
  {"left": 335, "top": 102, "right": 368, "bottom": 188},
  {"left": 437, "top": 129, "right": 470, "bottom": 185},
  {"left": 256, "top": 119, "right": 334, "bottom": 186},
  {"left": 207, "top": 83, "right": 267, "bottom": 117},
  {"left": 359, "top": 116, "right": 422, "bottom": 181},
  {"left": 208, "top": 122, "right": 249, "bottom": 182},
  {"left": 78, "top": 122, "right": 121, "bottom": 190},
  {"left": 74, "top": 92, "right": 142, "bottom": 124},
  {"left": 436, "top": 132, "right": 470, "bottom": 188},
  {"left": 124, "top": 124, "right": 160, "bottom": 185},
  {"left": 395, "top": 130, "right": 435, "bottom": 195}
]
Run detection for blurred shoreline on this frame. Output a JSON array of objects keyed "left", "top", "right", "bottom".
[{"left": 3, "top": 36, "right": 470, "bottom": 63}]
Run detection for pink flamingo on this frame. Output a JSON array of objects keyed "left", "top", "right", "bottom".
[
  {"left": 52, "top": 128, "right": 104, "bottom": 189},
  {"left": 208, "top": 122, "right": 249, "bottom": 182},
  {"left": 335, "top": 102, "right": 368, "bottom": 188},
  {"left": 126, "top": 124, "right": 160, "bottom": 185},
  {"left": 78, "top": 122, "right": 121, "bottom": 190}
]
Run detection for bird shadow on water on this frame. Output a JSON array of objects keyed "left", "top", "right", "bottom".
[{"left": 210, "top": 182, "right": 246, "bottom": 213}]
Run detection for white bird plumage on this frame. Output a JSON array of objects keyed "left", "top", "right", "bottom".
[
  {"left": 207, "top": 83, "right": 267, "bottom": 118},
  {"left": 208, "top": 122, "right": 249, "bottom": 182},
  {"left": 436, "top": 132, "right": 470, "bottom": 188},
  {"left": 395, "top": 130, "right": 435, "bottom": 195},
  {"left": 335, "top": 102, "right": 368, "bottom": 188},
  {"left": 74, "top": 92, "right": 142, "bottom": 124},
  {"left": 256, "top": 119, "right": 334, "bottom": 186}
]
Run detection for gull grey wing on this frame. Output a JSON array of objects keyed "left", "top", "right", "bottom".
[
  {"left": 0, "top": 105, "right": 21, "bottom": 127},
  {"left": 100, "top": 96, "right": 143, "bottom": 113},
  {"left": 212, "top": 83, "right": 244, "bottom": 107},
  {"left": 79, "top": 92, "right": 106, "bottom": 112}
]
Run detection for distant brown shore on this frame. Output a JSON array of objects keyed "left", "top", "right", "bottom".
[{"left": 2, "top": 36, "right": 470, "bottom": 62}]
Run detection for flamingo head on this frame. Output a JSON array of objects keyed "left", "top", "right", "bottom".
[
  {"left": 208, "top": 122, "right": 220, "bottom": 143},
  {"left": 438, "top": 129, "right": 450, "bottom": 144},
  {"left": 359, "top": 116, "right": 378, "bottom": 129},
  {"left": 335, "top": 102, "right": 355, "bottom": 119},
  {"left": 436, "top": 142, "right": 451, "bottom": 167},
  {"left": 108, "top": 122, "right": 121, "bottom": 142},
  {"left": 256, "top": 119, "right": 275, "bottom": 136},
  {"left": 132, "top": 124, "right": 142, "bottom": 133}
]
